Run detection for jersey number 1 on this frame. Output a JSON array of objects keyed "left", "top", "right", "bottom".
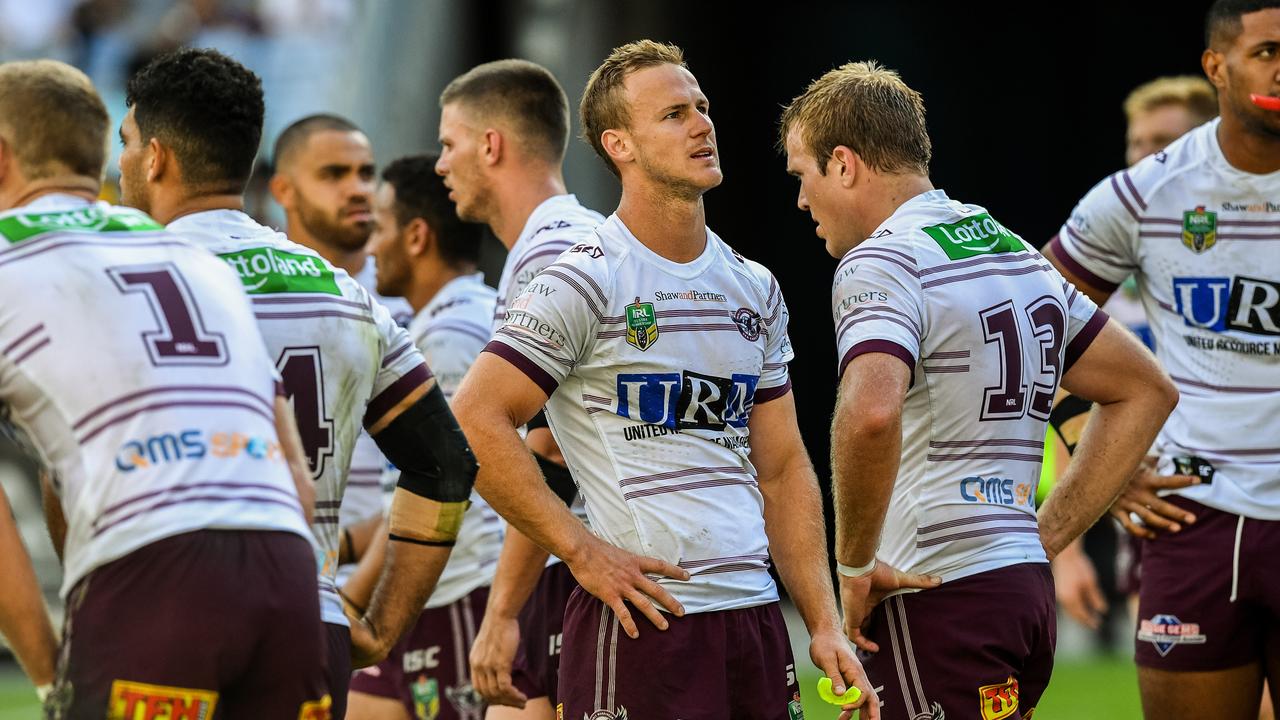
[
  {"left": 108, "top": 263, "right": 227, "bottom": 365},
  {"left": 978, "top": 296, "right": 1065, "bottom": 422}
]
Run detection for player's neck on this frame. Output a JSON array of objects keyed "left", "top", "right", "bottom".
[
  {"left": 5, "top": 177, "right": 99, "bottom": 210},
  {"left": 1217, "top": 115, "right": 1280, "bottom": 174},
  {"left": 161, "top": 192, "right": 244, "bottom": 225},
  {"left": 616, "top": 185, "right": 707, "bottom": 264},
  {"left": 407, "top": 263, "right": 473, "bottom": 313},
  {"left": 284, "top": 217, "right": 367, "bottom": 276},
  {"left": 490, "top": 170, "right": 568, "bottom": 249},
  {"left": 857, "top": 175, "right": 935, "bottom": 244}
]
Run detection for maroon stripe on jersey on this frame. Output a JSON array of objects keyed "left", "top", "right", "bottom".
[
  {"left": 585, "top": 407, "right": 608, "bottom": 414},
  {"left": 254, "top": 310, "right": 375, "bottom": 324},
  {"left": 1171, "top": 446, "right": 1280, "bottom": 458},
  {"left": 1121, "top": 171, "right": 1147, "bottom": 210},
  {"left": 926, "top": 451, "right": 1044, "bottom": 463},
  {"left": 1046, "top": 236, "right": 1120, "bottom": 293},
  {"left": 922, "top": 365, "right": 969, "bottom": 373},
  {"left": 1063, "top": 225, "right": 1129, "bottom": 265},
  {"left": 545, "top": 262, "right": 607, "bottom": 304},
  {"left": 838, "top": 304, "right": 921, "bottom": 335},
  {"left": 677, "top": 553, "right": 770, "bottom": 569},
  {"left": 622, "top": 476, "right": 757, "bottom": 500},
  {"left": 96, "top": 480, "right": 297, "bottom": 527},
  {"left": 1064, "top": 309, "right": 1109, "bottom": 372},
  {"left": 762, "top": 362, "right": 787, "bottom": 371},
  {"left": 346, "top": 480, "right": 381, "bottom": 488},
  {"left": 919, "top": 262, "right": 1050, "bottom": 290},
  {"left": 840, "top": 251, "right": 920, "bottom": 278},
  {"left": 1138, "top": 230, "right": 1280, "bottom": 241},
  {"left": 511, "top": 242, "right": 574, "bottom": 277},
  {"left": 80, "top": 399, "right": 274, "bottom": 443},
  {"left": 1109, "top": 175, "right": 1140, "bottom": 220},
  {"left": 619, "top": 465, "right": 750, "bottom": 488},
  {"left": 654, "top": 309, "right": 731, "bottom": 319},
  {"left": 693, "top": 563, "right": 770, "bottom": 576},
  {"left": 74, "top": 385, "right": 273, "bottom": 431},
  {"left": 597, "top": 323, "right": 742, "bottom": 339},
  {"left": 0, "top": 238, "right": 186, "bottom": 268},
  {"left": 312, "top": 517, "right": 340, "bottom": 525},
  {"left": 315, "top": 501, "right": 342, "bottom": 509},
  {"left": 918, "top": 250, "right": 1038, "bottom": 277},
  {"left": 767, "top": 275, "right": 779, "bottom": 307},
  {"left": 1170, "top": 374, "right": 1280, "bottom": 394},
  {"left": 252, "top": 296, "right": 369, "bottom": 311},
  {"left": 764, "top": 304, "right": 782, "bottom": 327},
  {"left": 424, "top": 319, "right": 494, "bottom": 345},
  {"left": 1065, "top": 284, "right": 1080, "bottom": 308},
  {"left": 94, "top": 493, "right": 301, "bottom": 537},
  {"left": 541, "top": 269, "right": 604, "bottom": 322},
  {"left": 756, "top": 379, "right": 792, "bottom": 404},
  {"left": 483, "top": 341, "right": 558, "bottom": 396},
  {"left": 1142, "top": 217, "right": 1280, "bottom": 227},
  {"left": 839, "top": 339, "right": 916, "bottom": 378},
  {"left": 916, "top": 526, "right": 1040, "bottom": 549},
  {"left": 918, "top": 512, "right": 1035, "bottom": 535},
  {"left": 836, "top": 313, "right": 921, "bottom": 346},
  {"left": 381, "top": 341, "right": 413, "bottom": 368},
  {"left": 583, "top": 393, "right": 611, "bottom": 404},
  {"left": 1, "top": 323, "right": 45, "bottom": 356},
  {"left": 929, "top": 438, "right": 1044, "bottom": 449},
  {"left": 837, "top": 245, "right": 917, "bottom": 275},
  {"left": 494, "top": 328, "right": 572, "bottom": 366},
  {"left": 924, "top": 350, "right": 970, "bottom": 360},
  {"left": 11, "top": 337, "right": 50, "bottom": 365},
  {"left": 363, "top": 363, "right": 432, "bottom": 428}
]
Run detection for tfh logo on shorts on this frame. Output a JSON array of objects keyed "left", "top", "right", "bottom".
[
  {"left": 978, "top": 676, "right": 1019, "bottom": 720},
  {"left": 107, "top": 679, "right": 217, "bottom": 720},
  {"left": 1137, "top": 614, "right": 1207, "bottom": 656}
]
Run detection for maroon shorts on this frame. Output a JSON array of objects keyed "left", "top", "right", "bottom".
[
  {"left": 349, "top": 585, "right": 489, "bottom": 719},
  {"left": 46, "top": 529, "right": 331, "bottom": 719},
  {"left": 860, "top": 562, "right": 1055, "bottom": 720},
  {"left": 325, "top": 622, "right": 350, "bottom": 720},
  {"left": 558, "top": 589, "right": 800, "bottom": 720},
  {"left": 1136, "top": 496, "right": 1280, "bottom": 671},
  {"left": 510, "top": 561, "right": 577, "bottom": 703}
]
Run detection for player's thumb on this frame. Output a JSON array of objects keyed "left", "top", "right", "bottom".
[{"left": 895, "top": 569, "right": 942, "bottom": 590}]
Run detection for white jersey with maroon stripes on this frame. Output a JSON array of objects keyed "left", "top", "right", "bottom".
[
  {"left": 167, "top": 209, "right": 431, "bottom": 626},
  {"left": 338, "top": 259, "right": 410, "bottom": 582},
  {"left": 486, "top": 213, "right": 794, "bottom": 613},
  {"left": 834, "top": 189, "right": 1105, "bottom": 585},
  {"left": 0, "top": 195, "right": 312, "bottom": 598},
  {"left": 384, "top": 272, "right": 503, "bottom": 608},
  {"left": 1050, "top": 118, "right": 1280, "bottom": 520}
]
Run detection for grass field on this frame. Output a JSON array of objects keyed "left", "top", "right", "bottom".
[{"left": 0, "top": 653, "right": 1141, "bottom": 718}]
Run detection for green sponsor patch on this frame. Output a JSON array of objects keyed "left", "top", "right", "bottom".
[
  {"left": 624, "top": 297, "right": 659, "bottom": 351},
  {"left": 0, "top": 205, "right": 163, "bottom": 244},
  {"left": 922, "top": 213, "right": 1025, "bottom": 260},
  {"left": 217, "top": 247, "right": 341, "bottom": 295}
]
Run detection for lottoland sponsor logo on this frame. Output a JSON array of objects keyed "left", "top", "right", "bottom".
[
  {"left": 653, "top": 289, "right": 728, "bottom": 303},
  {"left": 922, "top": 213, "right": 1025, "bottom": 260},
  {"left": 0, "top": 206, "right": 163, "bottom": 244},
  {"left": 218, "top": 247, "right": 340, "bottom": 295}
]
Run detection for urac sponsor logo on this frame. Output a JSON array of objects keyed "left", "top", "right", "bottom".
[
  {"left": 615, "top": 370, "right": 759, "bottom": 430},
  {"left": 1173, "top": 276, "right": 1280, "bottom": 335}
]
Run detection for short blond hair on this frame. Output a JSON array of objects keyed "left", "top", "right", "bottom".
[
  {"left": 0, "top": 60, "right": 108, "bottom": 181},
  {"left": 1123, "top": 75, "right": 1217, "bottom": 124},
  {"left": 440, "top": 59, "right": 570, "bottom": 164},
  {"left": 779, "top": 60, "right": 931, "bottom": 176},
  {"left": 579, "top": 40, "right": 686, "bottom": 177}
]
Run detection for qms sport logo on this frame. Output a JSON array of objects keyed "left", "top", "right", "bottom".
[
  {"left": 1173, "top": 276, "right": 1280, "bottom": 335},
  {"left": 616, "top": 371, "right": 759, "bottom": 430},
  {"left": 959, "top": 476, "right": 1034, "bottom": 507},
  {"left": 115, "top": 430, "right": 281, "bottom": 472}
]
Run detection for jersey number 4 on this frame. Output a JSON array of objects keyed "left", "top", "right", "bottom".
[
  {"left": 276, "top": 347, "right": 335, "bottom": 480},
  {"left": 978, "top": 296, "right": 1065, "bottom": 422}
]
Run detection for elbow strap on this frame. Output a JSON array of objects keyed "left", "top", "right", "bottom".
[
  {"left": 372, "top": 383, "right": 478, "bottom": 504},
  {"left": 535, "top": 452, "right": 577, "bottom": 506},
  {"left": 388, "top": 487, "right": 466, "bottom": 546},
  {"left": 1048, "top": 394, "right": 1092, "bottom": 455}
]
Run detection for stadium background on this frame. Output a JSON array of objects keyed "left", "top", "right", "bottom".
[{"left": 0, "top": 0, "right": 1205, "bottom": 716}]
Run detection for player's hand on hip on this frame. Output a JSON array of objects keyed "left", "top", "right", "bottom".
[
  {"left": 347, "top": 616, "right": 388, "bottom": 669},
  {"left": 567, "top": 537, "right": 690, "bottom": 639},
  {"left": 469, "top": 613, "right": 526, "bottom": 707},
  {"left": 839, "top": 560, "right": 940, "bottom": 653},
  {"left": 1109, "top": 460, "right": 1200, "bottom": 539},
  {"left": 1051, "top": 541, "right": 1107, "bottom": 630},
  {"left": 809, "top": 628, "right": 879, "bottom": 720}
]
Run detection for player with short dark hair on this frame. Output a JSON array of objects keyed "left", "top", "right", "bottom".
[{"left": 121, "top": 48, "right": 478, "bottom": 717}]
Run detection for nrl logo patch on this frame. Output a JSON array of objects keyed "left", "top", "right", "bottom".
[
  {"left": 625, "top": 297, "right": 659, "bottom": 351},
  {"left": 1182, "top": 205, "right": 1217, "bottom": 253}
]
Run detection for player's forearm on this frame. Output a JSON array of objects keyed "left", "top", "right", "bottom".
[
  {"left": 0, "top": 493, "right": 56, "bottom": 685},
  {"left": 39, "top": 473, "right": 64, "bottom": 562},
  {"left": 361, "top": 540, "right": 452, "bottom": 655},
  {"left": 485, "top": 528, "right": 552, "bottom": 619},
  {"left": 273, "top": 395, "right": 314, "bottom": 522},
  {"left": 340, "top": 525, "right": 388, "bottom": 612},
  {"left": 760, "top": 461, "right": 840, "bottom": 634},
  {"left": 831, "top": 400, "right": 901, "bottom": 568},
  {"left": 1038, "top": 392, "right": 1170, "bottom": 557}
]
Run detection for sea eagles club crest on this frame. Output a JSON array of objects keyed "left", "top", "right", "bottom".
[
  {"left": 1182, "top": 205, "right": 1217, "bottom": 253},
  {"left": 625, "top": 297, "right": 659, "bottom": 351}
]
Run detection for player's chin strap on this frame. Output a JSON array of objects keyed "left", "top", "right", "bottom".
[{"left": 373, "top": 384, "right": 479, "bottom": 546}]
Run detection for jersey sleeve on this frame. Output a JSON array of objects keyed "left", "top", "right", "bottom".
[
  {"left": 483, "top": 257, "right": 603, "bottom": 397},
  {"left": 415, "top": 324, "right": 487, "bottom": 399},
  {"left": 1047, "top": 170, "right": 1143, "bottom": 293},
  {"left": 755, "top": 267, "right": 795, "bottom": 403},
  {"left": 832, "top": 245, "right": 925, "bottom": 378},
  {"left": 503, "top": 236, "right": 576, "bottom": 311},
  {"left": 364, "top": 297, "right": 432, "bottom": 428},
  {"left": 1053, "top": 266, "right": 1109, "bottom": 373}
]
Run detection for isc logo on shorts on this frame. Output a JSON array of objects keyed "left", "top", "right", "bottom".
[
  {"left": 978, "top": 676, "right": 1019, "bottom": 720},
  {"left": 108, "top": 679, "right": 217, "bottom": 719}
]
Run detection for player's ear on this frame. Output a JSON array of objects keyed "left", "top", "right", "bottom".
[
  {"left": 481, "top": 129, "right": 503, "bottom": 167},
  {"left": 602, "top": 128, "right": 631, "bottom": 167},
  {"left": 406, "top": 217, "right": 433, "bottom": 258},
  {"left": 145, "top": 137, "right": 166, "bottom": 183},
  {"left": 268, "top": 172, "right": 293, "bottom": 208},
  {"left": 1202, "top": 49, "right": 1226, "bottom": 91},
  {"left": 829, "top": 145, "right": 859, "bottom": 188}
]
